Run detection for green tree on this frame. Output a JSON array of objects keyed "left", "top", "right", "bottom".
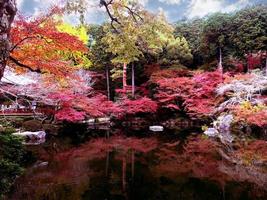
[
  {"left": 200, "top": 13, "right": 232, "bottom": 71},
  {"left": 101, "top": 1, "right": 173, "bottom": 97},
  {"left": 158, "top": 36, "right": 193, "bottom": 68},
  {"left": 229, "top": 5, "right": 267, "bottom": 57},
  {"left": 174, "top": 19, "right": 204, "bottom": 67},
  {"left": 88, "top": 24, "right": 114, "bottom": 100}
]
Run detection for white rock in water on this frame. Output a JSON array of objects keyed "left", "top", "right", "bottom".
[
  {"left": 149, "top": 126, "right": 164, "bottom": 132},
  {"left": 87, "top": 119, "right": 95, "bottom": 123},
  {"left": 204, "top": 128, "right": 219, "bottom": 137},
  {"left": 13, "top": 131, "right": 46, "bottom": 145},
  {"left": 98, "top": 117, "right": 110, "bottom": 123}
]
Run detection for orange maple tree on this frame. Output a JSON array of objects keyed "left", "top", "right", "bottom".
[{"left": 8, "top": 7, "right": 88, "bottom": 77}]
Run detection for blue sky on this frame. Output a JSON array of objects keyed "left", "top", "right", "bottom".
[{"left": 17, "top": 0, "right": 266, "bottom": 24}]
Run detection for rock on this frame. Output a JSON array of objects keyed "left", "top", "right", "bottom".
[
  {"left": 205, "top": 114, "right": 234, "bottom": 144},
  {"left": 33, "top": 161, "right": 49, "bottom": 168},
  {"left": 204, "top": 128, "right": 219, "bottom": 137},
  {"left": 149, "top": 126, "right": 164, "bottom": 132},
  {"left": 87, "top": 119, "right": 95, "bottom": 124},
  {"left": 13, "top": 131, "right": 46, "bottom": 145},
  {"left": 97, "top": 117, "right": 110, "bottom": 123}
]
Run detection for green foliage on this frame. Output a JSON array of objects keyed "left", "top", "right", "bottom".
[
  {"left": 200, "top": 13, "right": 232, "bottom": 62},
  {"left": 99, "top": 1, "right": 175, "bottom": 85},
  {"left": 103, "top": 24, "right": 142, "bottom": 65},
  {"left": 0, "top": 159, "right": 23, "bottom": 197},
  {"left": 159, "top": 37, "right": 193, "bottom": 67},
  {"left": 174, "top": 5, "right": 267, "bottom": 67},
  {"left": 88, "top": 24, "right": 113, "bottom": 70},
  {"left": 229, "top": 5, "right": 267, "bottom": 57},
  {"left": 0, "top": 125, "right": 25, "bottom": 197},
  {"left": 174, "top": 18, "right": 204, "bottom": 65},
  {"left": 110, "top": 68, "right": 123, "bottom": 80}
]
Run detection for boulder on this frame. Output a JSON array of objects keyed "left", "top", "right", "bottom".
[
  {"left": 13, "top": 131, "right": 46, "bottom": 145},
  {"left": 149, "top": 126, "right": 164, "bottom": 132},
  {"left": 204, "top": 128, "right": 219, "bottom": 137}
]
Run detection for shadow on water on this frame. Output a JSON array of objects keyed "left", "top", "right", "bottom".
[{"left": 8, "top": 127, "right": 267, "bottom": 200}]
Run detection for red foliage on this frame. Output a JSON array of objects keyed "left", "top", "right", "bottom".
[
  {"left": 149, "top": 68, "right": 192, "bottom": 83},
  {"left": 231, "top": 59, "right": 245, "bottom": 72},
  {"left": 144, "top": 64, "right": 161, "bottom": 77},
  {"left": 233, "top": 106, "right": 267, "bottom": 127},
  {"left": 153, "top": 70, "right": 224, "bottom": 118},
  {"left": 55, "top": 107, "right": 86, "bottom": 122},
  {"left": 237, "top": 140, "right": 267, "bottom": 159},
  {"left": 118, "top": 97, "right": 158, "bottom": 116},
  {"left": 9, "top": 7, "right": 88, "bottom": 77},
  {"left": 246, "top": 53, "right": 262, "bottom": 70},
  {"left": 80, "top": 95, "right": 123, "bottom": 118}
]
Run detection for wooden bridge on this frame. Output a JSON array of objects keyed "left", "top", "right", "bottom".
[{"left": 0, "top": 112, "right": 44, "bottom": 118}]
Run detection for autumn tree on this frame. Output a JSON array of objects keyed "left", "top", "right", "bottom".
[
  {"left": 0, "top": 0, "right": 17, "bottom": 80},
  {"left": 8, "top": 7, "right": 89, "bottom": 77},
  {"left": 101, "top": 1, "right": 173, "bottom": 97},
  {"left": 66, "top": 0, "right": 173, "bottom": 97}
]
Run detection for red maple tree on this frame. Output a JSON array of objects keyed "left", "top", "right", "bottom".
[{"left": 9, "top": 7, "right": 88, "bottom": 77}]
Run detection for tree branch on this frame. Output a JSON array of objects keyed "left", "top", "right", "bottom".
[
  {"left": 10, "top": 36, "right": 37, "bottom": 52},
  {"left": 9, "top": 56, "right": 41, "bottom": 73}
]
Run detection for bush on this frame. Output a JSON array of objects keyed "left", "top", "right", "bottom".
[{"left": 0, "top": 127, "right": 25, "bottom": 197}]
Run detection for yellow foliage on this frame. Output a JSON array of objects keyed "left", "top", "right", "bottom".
[
  {"left": 57, "top": 23, "right": 88, "bottom": 44},
  {"left": 240, "top": 101, "right": 266, "bottom": 113}
]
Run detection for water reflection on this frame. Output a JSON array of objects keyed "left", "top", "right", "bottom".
[{"left": 10, "top": 131, "right": 267, "bottom": 200}]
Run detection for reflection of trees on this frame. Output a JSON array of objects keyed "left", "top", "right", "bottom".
[
  {"left": 11, "top": 136, "right": 158, "bottom": 200},
  {"left": 151, "top": 136, "right": 267, "bottom": 199},
  {"left": 11, "top": 135, "right": 267, "bottom": 200}
]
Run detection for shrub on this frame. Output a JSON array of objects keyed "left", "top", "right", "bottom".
[{"left": 0, "top": 128, "right": 25, "bottom": 197}]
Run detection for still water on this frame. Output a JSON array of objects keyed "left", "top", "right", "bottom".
[{"left": 9, "top": 129, "right": 267, "bottom": 200}]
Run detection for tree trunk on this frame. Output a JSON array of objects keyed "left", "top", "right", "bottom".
[
  {"left": 106, "top": 66, "right": 110, "bottom": 100},
  {"left": 131, "top": 149, "right": 135, "bottom": 179},
  {"left": 123, "top": 63, "right": 127, "bottom": 91},
  {"left": 218, "top": 48, "right": 223, "bottom": 73},
  {"left": 218, "top": 48, "right": 224, "bottom": 82},
  {"left": 105, "top": 151, "right": 110, "bottom": 176},
  {"left": 122, "top": 156, "right": 126, "bottom": 191},
  {"left": 0, "top": 0, "right": 17, "bottom": 80},
  {"left": 131, "top": 63, "right": 135, "bottom": 98}
]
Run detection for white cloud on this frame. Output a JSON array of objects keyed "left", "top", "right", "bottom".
[
  {"left": 223, "top": 0, "right": 250, "bottom": 13},
  {"left": 158, "top": 0, "right": 182, "bottom": 5},
  {"left": 186, "top": 0, "right": 250, "bottom": 19},
  {"left": 158, "top": 6, "right": 170, "bottom": 19},
  {"left": 17, "top": 0, "right": 24, "bottom": 9},
  {"left": 27, "top": 0, "right": 105, "bottom": 24},
  {"left": 138, "top": 0, "right": 150, "bottom": 6}
]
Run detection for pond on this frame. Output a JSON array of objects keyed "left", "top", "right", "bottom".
[{"left": 8, "top": 129, "right": 267, "bottom": 200}]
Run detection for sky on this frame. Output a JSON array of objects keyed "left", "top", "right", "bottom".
[{"left": 17, "top": 0, "right": 266, "bottom": 24}]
